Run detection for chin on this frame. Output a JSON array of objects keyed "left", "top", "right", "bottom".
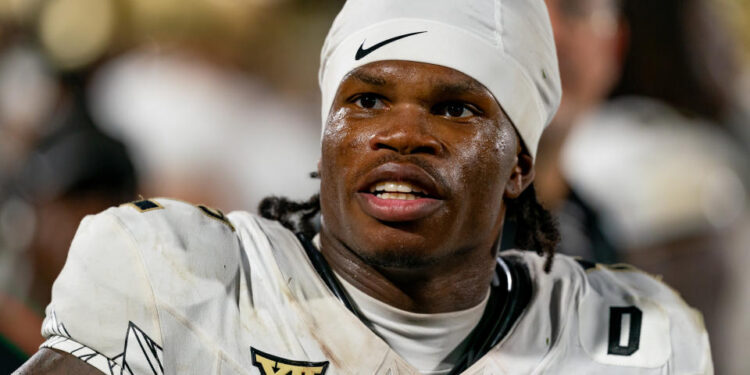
[
  {"left": 352, "top": 224, "right": 447, "bottom": 269},
  {"left": 357, "top": 246, "right": 441, "bottom": 269}
]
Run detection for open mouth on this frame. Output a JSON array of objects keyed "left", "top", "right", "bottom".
[
  {"left": 368, "top": 181, "right": 432, "bottom": 200},
  {"left": 356, "top": 163, "right": 445, "bottom": 222}
]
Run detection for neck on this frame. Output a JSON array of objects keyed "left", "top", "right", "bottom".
[{"left": 318, "top": 227, "right": 497, "bottom": 314}]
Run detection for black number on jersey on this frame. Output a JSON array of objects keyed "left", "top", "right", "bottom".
[{"left": 608, "top": 306, "right": 642, "bottom": 356}]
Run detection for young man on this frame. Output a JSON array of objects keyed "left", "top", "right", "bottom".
[{"left": 16, "top": 0, "right": 712, "bottom": 374}]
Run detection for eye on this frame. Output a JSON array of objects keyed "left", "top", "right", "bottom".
[
  {"left": 352, "top": 93, "right": 385, "bottom": 110},
  {"left": 436, "top": 102, "right": 477, "bottom": 118}
]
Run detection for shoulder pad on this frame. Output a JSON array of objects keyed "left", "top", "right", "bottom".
[
  {"left": 574, "top": 260, "right": 711, "bottom": 371},
  {"left": 115, "top": 197, "right": 236, "bottom": 242},
  {"left": 119, "top": 197, "right": 235, "bottom": 231},
  {"left": 110, "top": 198, "right": 242, "bottom": 286}
]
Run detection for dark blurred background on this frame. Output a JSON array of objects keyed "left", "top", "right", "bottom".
[{"left": 0, "top": 0, "right": 748, "bottom": 373}]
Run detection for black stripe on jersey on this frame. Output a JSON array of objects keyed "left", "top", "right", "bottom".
[
  {"left": 296, "top": 233, "right": 359, "bottom": 314},
  {"left": 575, "top": 259, "right": 641, "bottom": 273},
  {"left": 198, "top": 204, "right": 235, "bottom": 232},
  {"left": 575, "top": 258, "right": 598, "bottom": 271},
  {"left": 448, "top": 254, "right": 532, "bottom": 374},
  {"left": 607, "top": 263, "right": 637, "bottom": 272}
]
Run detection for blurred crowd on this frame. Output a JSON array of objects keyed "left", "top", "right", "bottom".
[
  {"left": 0, "top": 0, "right": 748, "bottom": 373},
  {"left": 535, "top": 1, "right": 750, "bottom": 374}
]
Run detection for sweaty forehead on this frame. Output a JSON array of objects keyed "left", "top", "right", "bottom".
[{"left": 340, "top": 61, "right": 494, "bottom": 99}]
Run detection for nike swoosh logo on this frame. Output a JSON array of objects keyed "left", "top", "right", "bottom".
[{"left": 355, "top": 31, "right": 427, "bottom": 60}]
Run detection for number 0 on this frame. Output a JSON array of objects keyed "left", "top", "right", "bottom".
[{"left": 608, "top": 306, "right": 642, "bottom": 356}]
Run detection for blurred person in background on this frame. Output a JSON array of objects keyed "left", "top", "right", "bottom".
[
  {"left": 0, "top": 35, "right": 59, "bottom": 187},
  {"left": 0, "top": 27, "right": 70, "bottom": 374},
  {"left": 88, "top": 45, "right": 321, "bottom": 211},
  {"left": 0, "top": 0, "right": 121, "bottom": 312},
  {"left": 0, "top": 3, "right": 139, "bottom": 368},
  {"left": 536, "top": 0, "right": 748, "bottom": 372},
  {"left": 0, "top": 35, "right": 60, "bottom": 371},
  {"left": 75, "top": 0, "right": 338, "bottom": 211},
  {"left": 16, "top": 74, "right": 139, "bottom": 308},
  {"left": 520, "top": 0, "right": 628, "bottom": 264},
  {"left": 0, "top": 70, "right": 138, "bottom": 370},
  {"left": 3, "top": 0, "right": 338, "bottom": 212}
]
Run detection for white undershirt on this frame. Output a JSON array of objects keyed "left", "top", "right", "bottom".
[{"left": 334, "top": 271, "right": 489, "bottom": 374}]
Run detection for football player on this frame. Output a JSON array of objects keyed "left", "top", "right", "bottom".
[{"left": 16, "top": 0, "right": 712, "bottom": 374}]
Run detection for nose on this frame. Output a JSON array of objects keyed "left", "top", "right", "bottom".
[{"left": 368, "top": 108, "right": 444, "bottom": 156}]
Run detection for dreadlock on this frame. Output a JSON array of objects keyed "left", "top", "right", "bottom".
[
  {"left": 259, "top": 174, "right": 559, "bottom": 272},
  {"left": 258, "top": 193, "right": 320, "bottom": 240},
  {"left": 502, "top": 184, "right": 558, "bottom": 272}
]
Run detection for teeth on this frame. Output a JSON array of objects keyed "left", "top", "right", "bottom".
[
  {"left": 376, "top": 192, "right": 418, "bottom": 200},
  {"left": 369, "top": 181, "right": 425, "bottom": 194}
]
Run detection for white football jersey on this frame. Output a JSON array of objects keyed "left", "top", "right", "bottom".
[{"left": 40, "top": 198, "right": 712, "bottom": 374}]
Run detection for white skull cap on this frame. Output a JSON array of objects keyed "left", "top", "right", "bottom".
[{"left": 319, "top": 0, "right": 561, "bottom": 158}]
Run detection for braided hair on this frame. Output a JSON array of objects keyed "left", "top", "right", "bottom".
[{"left": 259, "top": 173, "right": 558, "bottom": 272}]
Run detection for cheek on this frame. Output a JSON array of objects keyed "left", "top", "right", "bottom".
[
  {"left": 454, "top": 126, "right": 512, "bottom": 189},
  {"left": 450, "top": 124, "right": 515, "bottom": 229},
  {"left": 321, "top": 110, "right": 354, "bottom": 172},
  {"left": 320, "top": 113, "right": 365, "bottom": 213},
  {"left": 321, "top": 108, "right": 378, "bottom": 182},
  {"left": 322, "top": 107, "right": 349, "bottom": 146},
  {"left": 322, "top": 108, "right": 372, "bottom": 159}
]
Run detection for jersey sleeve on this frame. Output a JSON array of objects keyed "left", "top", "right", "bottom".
[{"left": 41, "top": 209, "right": 163, "bottom": 375}]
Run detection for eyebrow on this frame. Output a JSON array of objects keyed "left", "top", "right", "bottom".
[
  {"left": 432, "top": 79, "right": 487, "bottom": 97},
  {"left": 350, "top": 71, "right": 388, "bottom": 86},
  {"left": 349, "top": 70, "right": 488, "bottom": 97}
]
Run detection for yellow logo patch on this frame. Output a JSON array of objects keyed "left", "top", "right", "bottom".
[{"left": 251, "top": 347, "right": 329, "bottom": 375}]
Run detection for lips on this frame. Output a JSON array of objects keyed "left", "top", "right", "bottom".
[{"left": 356, "top": 162, "right": 445, "bottom": 222}]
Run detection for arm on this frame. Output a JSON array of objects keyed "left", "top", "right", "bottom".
[{"left": 14, "top": 348, "right": 102, "bottom": 375}]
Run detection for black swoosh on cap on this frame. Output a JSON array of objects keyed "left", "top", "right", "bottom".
[{"left": 355, "top": 31, "right": 427, "bottom": 60}]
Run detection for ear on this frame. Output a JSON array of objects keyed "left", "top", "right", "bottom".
[{"left": 503, "top": 150, "right": 535, "bottom": 199}]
